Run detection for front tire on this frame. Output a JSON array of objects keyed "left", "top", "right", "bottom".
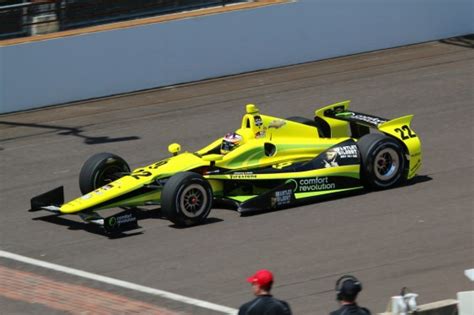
[
  {"left": 357, "top": 134, "right": 406, "bottom": 189},
  {"left": 161, "top": 172, "right": 213, "bottom": 227},
  {"left": 79, "top": 153, "right": 130, "bottom": 194}
]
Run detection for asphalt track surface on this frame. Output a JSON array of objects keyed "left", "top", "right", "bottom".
[{"left": 1, "top": 38, "right": 473, "bottom": 314}]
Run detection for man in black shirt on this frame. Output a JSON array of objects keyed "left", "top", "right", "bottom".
[
  {"left": 239, "top": 269, "right": 292, "bottom": 315},
  {"left": 330, "top": 275, "right": 371, "bottom": 315}
]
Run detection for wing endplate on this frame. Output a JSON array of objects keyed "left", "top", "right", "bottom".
[
  {"left": 378, "top": 115, "right": 422, "bottom": 179},
  {"left": 315, "top": 100, "right": 352, "bottom": 138}
]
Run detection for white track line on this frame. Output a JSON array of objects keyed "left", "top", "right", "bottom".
[{"left": 0, "top": 250, "right": 237, "bottom": 314}]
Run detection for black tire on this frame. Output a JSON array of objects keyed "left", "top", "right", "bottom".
[
  {"left": 79, "top": 153, "right": 130, "bottom": 194},
  {"left": 286, "top": 116, "right": 327, "bottom": 137},
  {"left": 357, "top": 133, "right": 406, "bottom": 189},
  {"left": 161, "top": 172, "right": 213, "bottom": 227}
]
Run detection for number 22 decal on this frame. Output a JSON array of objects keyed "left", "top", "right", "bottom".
[{"left": 395, "top": 125, "right": 416, "bottom": 140}]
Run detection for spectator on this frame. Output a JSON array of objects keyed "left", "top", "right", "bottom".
[
  {"left": 239, "top": 269, "right": 292, "bottom": 315},
  {"left": 330, "top": 275, "right": 371, "bottom": 315}
]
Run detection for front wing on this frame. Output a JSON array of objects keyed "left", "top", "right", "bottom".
[{"left": 30, "top": 186, "right": 140, "bottom": 233}]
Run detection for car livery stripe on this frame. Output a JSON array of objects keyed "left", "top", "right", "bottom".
[
  {"left": 226, "top": 147, "right": 264, "bottom": 168},
  {"left": 208, "top": 165, "right": 360, "bottom": 180},
  {"left": 95, "top": 189, "right": 162, "bottom": 210},
  {"left": 294, "top": 186, "right": 363, "bottom": 199},
  {"left": 67, "top": 186, "right": 156, "bottom": 213},
  {"left": 226, "top": 195, "right": 258, "bottom": 202},
  {"left": 277, "top": 143, "right": 331, "bottom": 150}
]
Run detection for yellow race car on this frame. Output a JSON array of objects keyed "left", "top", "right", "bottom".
[{"left": 30, "top": 101, "right": 422, "bottom": 233}]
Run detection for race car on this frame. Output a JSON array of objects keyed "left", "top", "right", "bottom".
[{"left": 30, "top": 101, "right": 422, "bottom": 233}]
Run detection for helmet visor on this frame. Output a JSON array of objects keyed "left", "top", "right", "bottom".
[
  {"left": 221, "top": 133, "right": 242, "bottom": 153},
  {"left": 221, "top": 139, "right": 237, "bottom": 153}
]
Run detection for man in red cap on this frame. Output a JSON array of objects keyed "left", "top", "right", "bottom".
[{"left": 238, "top": 269, "right": 292, "bottom": 315}]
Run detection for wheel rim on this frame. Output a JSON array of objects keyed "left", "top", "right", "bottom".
[
  {"left": 179, "top": 184, "right": 208, "bottom": 218},
  {"left": 374, "top": 148, "right": 399, "bottom": 181}
]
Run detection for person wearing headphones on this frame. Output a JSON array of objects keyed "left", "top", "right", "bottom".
[{"left": 330, "top": 275, "right": 371, "bottom": 315}]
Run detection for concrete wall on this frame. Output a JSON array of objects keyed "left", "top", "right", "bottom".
[
  {"left": 0, "top": 47, "right": 3, "bottom": 111},
  {"left": 1, "top": 0, "right": 472, "bottom": 113}
]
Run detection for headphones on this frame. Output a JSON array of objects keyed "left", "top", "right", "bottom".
[{"left": 335, "top": 275, "right": 362, "bottom": 301}]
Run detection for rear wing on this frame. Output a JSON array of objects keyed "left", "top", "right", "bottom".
[
  {"left": 315, "top": 100, "right": 388, "bottom": 138},
  {"left": 326, "top": 108, "right": 388, "bottom": 128},
  {"left": 315, "top": 100, "right": 422, "bottom": 179}
]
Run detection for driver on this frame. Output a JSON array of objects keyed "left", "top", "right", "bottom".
[{"left": 220, "top": 132, "right": 243, "bottom": 154}]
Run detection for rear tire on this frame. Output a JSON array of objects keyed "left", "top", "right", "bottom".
[
  {"left": 357, "top": 133, "right": 406, "bottom": 189},
  {"left": 79, "top": 153, "right": 130, "bottom": 194},
  {"left": 161, "top": 172, "right": 213, "bottom": 227}
]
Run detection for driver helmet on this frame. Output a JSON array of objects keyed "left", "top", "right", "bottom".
[{"left": 220, "top": 132, "right": 243, "bottom": 154}]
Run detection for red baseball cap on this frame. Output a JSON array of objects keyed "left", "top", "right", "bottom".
[{"left": 247, "top": 269, "right": 274, "bottom": 286}]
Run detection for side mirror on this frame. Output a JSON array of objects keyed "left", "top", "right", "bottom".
[{"left": 168, "top": 143, "right": 181, "bottom": 156}]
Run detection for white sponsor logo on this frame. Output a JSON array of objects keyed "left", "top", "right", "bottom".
[
  {"left": 116, "top": 213, "right": 136, "bottom": 225},
  {"left": 298, "top": 177, "right": 336, "bottom": 192},
  {"left": 333, "top": 145, "right": 358, "bottom": 158},
  {"left": 350, "top": 113, "right": 387, "bottom": 125},
  {"left": 81, "top": 194, "right": 92, "bottom": 200},
  {"left": 230, "top": 172, "right": 257, "bottom": 179},
  {"left": 274, "top": 189, "right": 292, "bottom": 205},
  {"left": 269, "top": 119, "right": 286, "bottom": 129}
]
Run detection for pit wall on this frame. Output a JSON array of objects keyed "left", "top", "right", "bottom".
[{"left": 0, "top": 0, "right": 472, "bottom": 113}]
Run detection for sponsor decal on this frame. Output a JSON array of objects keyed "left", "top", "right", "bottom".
[
  {"left": 230, "top": 172, "right": 257, "bottom": 179},
  {"left": 296, "top": 177, "right": 336, "bottom": 192},
  {"left": 107, "top": 213, "right": 137, "bottom": 229},
  {"left": 323, "top": 150, "right": 339, "bottom": 168},
  {"left": 322, "top": 145, "right": 358, "bottom": 168},
  {"left": 255, "top": 131, "right": 266, "bottom": 138},
  {"left": 271, "top": 189, "right": 293, "bottom": 208},
  {"left": 108, "top": 216, "right": 117, "bottom": 227},
  {"left": 115, "top": 213, "right": 137, "bottom": 225},
  {"left": 333, "top": 145, "right": 358, "bottom": 158},
  {"left": 340, "top": 112, "right": 387, "bottom": 126},
  {"left": 269, "top": 119, "right": 286, "bottom": 129},
  {"left": 81, "top": 194, "right": 92, "bottom": 200},
  {"left": 102, "top": 184, "right": 113, "bottom": 190}
]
